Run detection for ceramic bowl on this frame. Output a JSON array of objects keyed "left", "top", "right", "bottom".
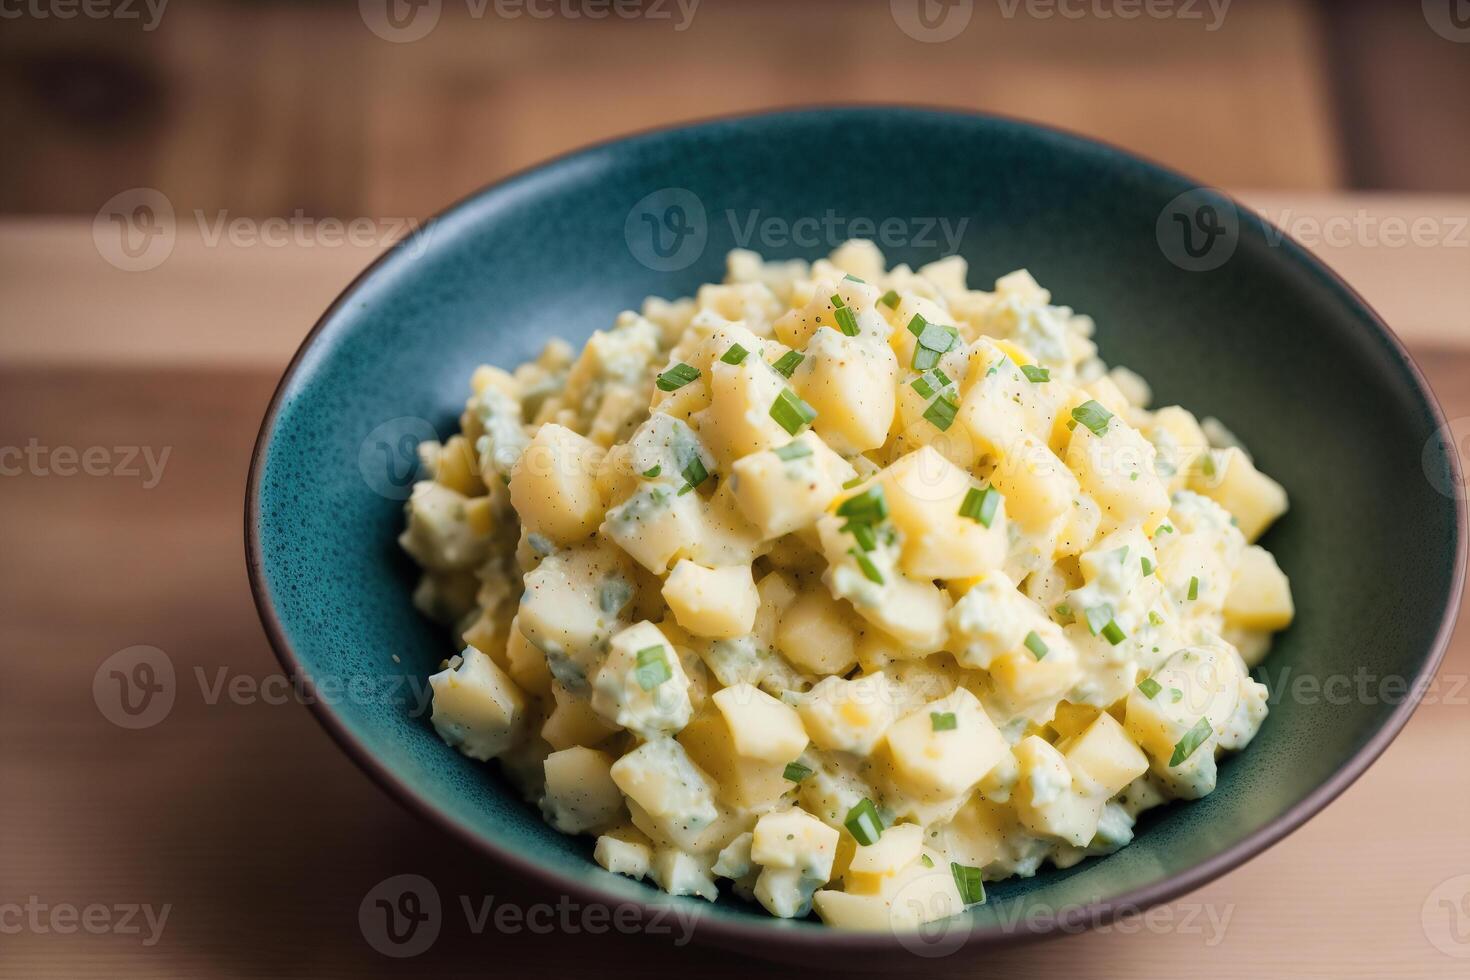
[{"left": 247, "top": 107, "right": 1463, "bottom": 964}]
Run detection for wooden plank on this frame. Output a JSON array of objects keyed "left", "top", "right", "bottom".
[
  {"left": 1, "top": 361, "right": 1468, "bottom": 977},
  {"left": 1, "top": 192, "right": 1465, "bottom": 369}
]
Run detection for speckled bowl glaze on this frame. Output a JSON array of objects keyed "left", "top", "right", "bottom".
[{"left": 247, "top": 107, "right": 1463, "bottom": 965}]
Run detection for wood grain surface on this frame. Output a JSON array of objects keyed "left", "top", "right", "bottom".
[{"left": 0, "top": 200, "right": 1468, "bottom": 977}]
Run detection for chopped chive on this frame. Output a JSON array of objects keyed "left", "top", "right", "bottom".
[
  {"left": 830, "top": 292, "right": 845, "bottom": 307},
  {"left": 1020, "top": 364, "right": 1051, "bottom": 383},
  {"left": 1070, "top": 399, "right": 1114, "bottom": 436},
  {"left": 1169, "top": 717, "right": 1213, "bottom": 767},
  {"left": 959, "top": 485, "right": 1001, "bottom": 527},
  {"left": 844, "top": 798, "right": 884, "bottom": 846},
  {"left": 721, "top": 343, "right": 749, "bottom": 365},
  {"left": 843, "top": 273, "right": 865, "bottom": 284},
  {"left": 930, "top": 711, "right": 957, "bottom": 732},
  {"left": 634, "top": 646, "right": 672, "bottom": 690},
  {"left": 906, "top": 313, "right": 929, "bottom": 339},
  {"left": 911, "top": 374, "right": 935, "bottom": 400},
  {"left": 641, "top": 464, "right": 661, "bottom": 478},
  {"left": 912, "top": 344, "right": 941, "bottom": 372},
  {"left": 836, "top": 485, "right": 889, "bottom": 524},
  {"left": 1170, "top": 687, "right": 1183, "bottom": 703},
  {"left": 774, "top": 441, "right": 812, "bottom": 461},
  {"left": 1201, "top": 453, "right": 1217, "bottom": 478},
  {"left": 678, "top": 456, "right": 709, "bottom": 496},
  {"left": 1188, "top": 576, "right": 1200, "bottom": 601},
  {"left": 1148, "top": 610, "right": 1164, "bottom": 627},
  {"left": 771, "top": 350, "right": 805, "bottom": 378},
  {"left": 1101, "top": 620, "right": 1127, "bottom": 646},
  {"left": 677, "top": 483, "right": 694, "bottom": 496},
  {"left": 1054, "top": 603, "right": 1072, "bottom": 618},
  {"left": 656, "top": 362, "right": 700, "bottom": 392},
  {"left": 879, "top": 289, "right": 900, "bottom": 309},
  {"left": 915, "top": 321, "right": 958, "bottom": 352},
  {"left": 845, "top": 521, "right": 878, "bottom": 552},
  {"left": 1155, "top": 523, "right": 1174, "bottom": 536},
  {"left": 951, "top": 863, "right": 986, "bottom": 906},
  {"left": 849, "top": 548, "right": 885, "bottom": 585},
  {"left": 922, "top": 391, "right": 960, "bottom": 431},
  {"left": 1084, "top": 604, "right": 1115, "bottom": 636},
  {"left": 1024, "top": 630, "right": 1049, "bottom": 660},
  {"left": 1141, "top": 556, "right": 1155, "bottom": 576},
  {"left": 842, "top": 476, "right": 864, "bottom": 489},
  {"left": 834, "top": 305, "right": 860, "bottom": 337},
  {"left": 769, "top": 389, "right": 817, "bottom": 435},
  {"left": 783, "top": 761, "right": 813, "bottom": 783},
  {"left": 920, "top": 854, "right": 934, "bottom": 868},
  {"left": 1138, "top": 677, "right": 1162, "bottom": 699}
]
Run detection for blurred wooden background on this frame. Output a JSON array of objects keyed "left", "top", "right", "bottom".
[
  {"left": 1, "top": 0, "right": 1469, "bottom": 224},
  {"left": 3, "top": 1, "right": 1470, "bottom": 978}
]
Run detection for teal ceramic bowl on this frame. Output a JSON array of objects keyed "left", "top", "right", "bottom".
[{"left": 247, "top": 107, "right": 1463, "bottom": 963}]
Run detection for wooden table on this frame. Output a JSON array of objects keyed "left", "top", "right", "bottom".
[{"left": 4, "top": 196, "right": 1469, "bottom": 978}]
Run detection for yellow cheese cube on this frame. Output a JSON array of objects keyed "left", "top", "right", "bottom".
[
  {"left": 1192, "top": 447, "right": 1288, "bottom": 542},
  {"left": 1223, "top": 545, "right": 1294, "bottom": 631},
  {"left": 662, "top": 560, "right": 759, "bottom": 639},
  {"left": 883, "top": 687, "right": 1008, "bottom": 801},
  {"left": 879, "top": 446, "right": 1007, "bottom": 580},
  {"left": 509, "top": 423, "right": 606, "bottom": 546},
  {"left": 712, "top": 683, "right": 809, "bottom": 763}
]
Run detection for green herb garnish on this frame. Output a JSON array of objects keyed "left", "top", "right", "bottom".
[
  {"left": 844, "top": 798, "right": 884, "bottom": 846},
  {"left": 959, "top": 485, "right": 1001, "bottom": 528},
  {"left": 656, "top": 362, "right": 700, "bottom": 392},
  {"left": 769, "top": 389, "right": 817, "bottom": 435},
  {"left": 1169, "top": 717, "right": 1213, "bottom": 767},
  {"left": 930, "top": 711, "right": 957, "bottom": 732},
  {"left": 1024, "top": 630, "right": 1049, "bottom": 660},
  {"left": 771, "top": 350, "right": 805, "bottom": 378},
  {"left": 1070, "top": 399, "right": 1114, "bottom": 436},
  {"left": 634, "top": 646, "right": 672, "bottom": 690},
  {"left": 721, "top": 344, "right": 749, "bottom": 365}
]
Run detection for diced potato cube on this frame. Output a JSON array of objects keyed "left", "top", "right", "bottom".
[
  {"left": 541, "top": 747, "right": 624, "bottom": 834},
  {"left": 693, "top": 354, "right": 795, "bottom": 467},
  {"left": 505, "top": 620, "right": 553, "bottom": 698},
  {"left": 730, "top": 431, "right": 854, "bottom": 538},
  {"left": 662, "top": 560, "right": 759, "bottom": 639},
  {"left": 1065, "top": 417, "right": 1171, "bottom": 532},
  {"left": 847, "top": 822, "right": 923, "bottom": 887},
  {"left": 775, "top": 588, "right": 860, "bottom": 676},
  {"left": 879, "top": 446, "right": 1006, "bottom": 580},
  {"left": 600, "top": 483, "right": 704, "bottom": 574},
  {"left": 1012, "top": 735, "right": 1104, "bottom": 846},
  {"left": 1057, "top": 712, "right": 1149, "bottom": 797},
  {"left": 429, "top": 647, "right": 528, "bottom": 761},
  {"left": 792, "top": 328, "right": 899, "bottom": 455},
  {"left": 752, "top": 807, "right": 840, "bottom": 879},
  {"left": 594, "top": 834, "right": 651, "bottom": 879},
  {"left": 650, "top": 849, "right": 718, "bottom": 902},
  {"left": 518, "top": 543, "right": 632, "bottom": 677},
  {"left": 754, "top": 867, "right": 819, "bottom": 918},
  {"left": 590, "top": 621, "right": 693, "bottom": 739},
  {"left": 989, "top": 435, "right": 1078, "bottom": 530},
  {"left": 509, "top": 424, "right": 606, "bottom": 545},
  {"left": 399, "top": 481, "right": 489, "bottom": 572},
  {"left": 798, "top": 674, "right": 897, "bottom": 755},
  {"left": 677, "top": 709, "right": 791, "bottom": 812},
  {"left": 712, "top": 683, "right": 809, "bottom": 762},
  {"left": 432, "top": 434, "right": 484, "bottom": 497},
  {"left": 610, "top": 737, "right": 720, "bottom": 831},
  {"left": 883, "top": 687, "right": 1007, "bottom": 801},
  {"left": 1223, "top": 545, "right": 1295, "bottom": 631},
  {"left": 542, "top": 682, "right": 619, "bottom": 751},
  {"left": 1148, "top": 406, "right": 1209, "bottom": 493},
  {"left": 1193, "top": 447, "right": 1288, "bottom": 542}
]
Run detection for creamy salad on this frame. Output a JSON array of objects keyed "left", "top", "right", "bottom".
[{"left": 399, "top": 241, "right": 1294, "bottom": 929}]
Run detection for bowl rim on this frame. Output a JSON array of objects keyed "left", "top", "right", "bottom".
[{"left": 244, "top": 104, "right": 1465, "bottom": 955}]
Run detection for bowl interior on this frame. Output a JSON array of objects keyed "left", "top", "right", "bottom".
[{"left": 249, "top": 108, "right": 1461, "bottom": 951}]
